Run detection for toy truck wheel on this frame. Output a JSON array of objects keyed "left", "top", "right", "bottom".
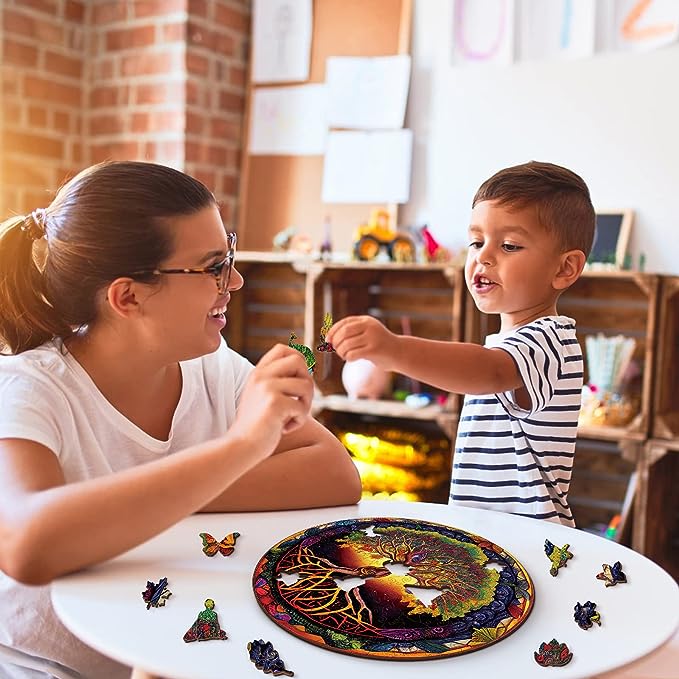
[
  {"left": 390, "top": 236, "right": 415, "bottom": 262},
  {"left": 355, "top": 235, "right": 381, "bottom": 260}
]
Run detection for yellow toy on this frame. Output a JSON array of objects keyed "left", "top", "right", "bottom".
[{"left": 353, "top": 208, "right": 415, "bottom": 262}]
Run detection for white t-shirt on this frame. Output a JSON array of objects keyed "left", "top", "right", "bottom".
[
  {"left": 0, "top": 338, "right": 253, "bottom": 678},
  {"left": 450, "top": 316, "right": 583, "bottom": 526}
]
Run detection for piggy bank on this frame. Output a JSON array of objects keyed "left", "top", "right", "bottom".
[{"left": 341, "top": 359, "right": 392, "bottom": 400}]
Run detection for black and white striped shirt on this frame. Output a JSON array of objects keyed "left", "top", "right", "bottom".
[{"left": 450, "top": 316, "right": 582, "bottom": 526}]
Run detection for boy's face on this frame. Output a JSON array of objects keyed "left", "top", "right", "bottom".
[{"left": 465, "top": 199, "right": 566, "bottom": 331}]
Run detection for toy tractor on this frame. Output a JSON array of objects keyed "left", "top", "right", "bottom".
[{"left": 353, "top": 208, "right": 416, "bottom": 262}]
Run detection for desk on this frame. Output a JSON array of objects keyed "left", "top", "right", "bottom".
[{"left": 52, "top": 501, "right": 678, "bottom": 679}]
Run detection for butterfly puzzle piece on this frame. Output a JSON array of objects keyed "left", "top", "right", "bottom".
[
  {"left": 183, "top": 598, "right": 228, "bottom": 642},
  {"left": 141, "top": 576, "right": 172, "bottom": 609},
  {"left": 596, "top": 560, "right": 627, "bottom": 587},
  {"left": 574, "top": 600, "right": 602, "bottom": 630},
  {"left": 288, "top": 332, "right": 316, "bottom": 373},
  {"left": 247, "top": 639, "right": 295, "bottom": 677},
  {"left": 534, "top": 638, "right": 573, "bottom": 667},
  {"left": 316, "top": 312, "right": 335, "bottom": 353},
  {"left": 544, "top": 539, "right": 573, "bottom": 576},
  {"left": 200, "top": 531, "right": 240, "bottom": 557}
]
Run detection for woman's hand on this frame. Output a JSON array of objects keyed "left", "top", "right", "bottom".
[{"left": 229, "top": 344, "right": 314, "bottom": 459}]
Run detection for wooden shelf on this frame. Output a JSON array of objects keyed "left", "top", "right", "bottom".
[
  {"left": 313, "top": 394, "right": 442, "bottom": 420},
  {"left": 577, "top": 424, "right": 646, "bottom": 443},
  {"left": 313, "top": 395, "right": 457, "bottom": 438}
]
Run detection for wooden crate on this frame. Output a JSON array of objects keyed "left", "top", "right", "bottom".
[
  {"left": 568, "top": 436, "right": 639, "bottom": 543},
  {"left": 224, "top": 252, "right": 307, "bottom": 363},
  {"left": 305, "top": 261, "right": 465, "bottom": 397},
  {"left": 560, "top": 271, "right": 659, "bottom": 438},
  {"left": 633, "top": 439, "right": 679, "bottom": 581},
  {"left": 316, "top": 410, "right": 457, "bottom": 505},
  {"left": 652, "top": 275, "right": 679, "bottom": 439}
]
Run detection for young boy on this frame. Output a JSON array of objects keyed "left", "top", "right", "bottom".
[{"left": 327, "top": 161, "right": 596, "bottom": 526}]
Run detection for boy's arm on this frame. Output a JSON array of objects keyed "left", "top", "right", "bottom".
[
  {"left": 326, "top": 315, "right": 522, "bottom": 395},
  {"left": 200, "top": 416, "right": 362, "bottom": 512},
  {"left": 390, "top": 336, "right": 523, "bottom": 395}
]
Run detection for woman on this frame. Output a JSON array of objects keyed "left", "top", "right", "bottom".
[{"left": 0, "top": 161, "right": 361, "bottom": 678}]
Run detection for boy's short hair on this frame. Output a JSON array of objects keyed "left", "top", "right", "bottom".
[{"left": 473, "top": 161, "right": 596, "bottom": 256}]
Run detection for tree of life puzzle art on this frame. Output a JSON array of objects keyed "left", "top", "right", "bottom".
[{"left": 252, "top": 517, "right": 534, "bottom": 660}]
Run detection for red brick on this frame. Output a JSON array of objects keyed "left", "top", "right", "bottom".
[
  {"left": 106, "top": 25, "right": 156, "bottom": 51},
  {"left": 93, "top": 58, "right": 116, "bottom": 80},
  {"left": 150, "top": 110, "right": 185, "bottom": 133},
  {"left": 65, "top": 0, "right": 85, "bottom": 22},
  {"left": 90, "top": 142, "right": 143, "bottom": 163},
  {"left": 185, "top": 80, "right": 202, "bottom": 106},
  {"left": 214, "top": 32, "right": 236, "bottom": 57},
  {"left": 17, "top": 0, "right": 60, "bottom": 16},
  {"left": 134, "top": 0, "right": 186, "bottom": 19},
  {"left": 3, "top": 130, "right": 63, "bottom": 159},
  {"left": 53, "top": 111, "right": 71, "bottom": 134},
  {"left": 186, "top": 110, "right": 205, "bottom": 135},
  {"left": 3, "top": 102, "right": 22, "bottom": 125},
  {"left": 34, "top": 17, "right": 65, "bottom": 43},
  {"left": 208, "top": 145, "right": 228, "bottom": 165},
  {"left": 24, "top": 76, "right": 81, "bottom": 107},
  {"left": 27, "top": 106, "right": 48, "bottom": 127},
  {"left": 93, "top": 1, "right": 128, "bottom": 24},
  {"left": 90, "top": 113, "right": 125, "bottom": 136},
  {"left": 163, "top": 22, "right": 186, "bottom": 42},
  {"left": 215, "top": 3, "right": 249, "bottom": 33},
  {"left": 2, "top": 70, "right": 21, "bottom": 96},
  {"left": 219, "top": 173, "right": 239, "bottom": 196},
  {"left": 185, "top": 140, "right": 207, "bottom": 163},
  {"left": 188, "top": 0, "right": 208, "bottom": 19},
  {"left": 208, "top": 117, "right": 240, "bottom": 142},
  {"left": 131, "top": 112, "right": 150, "bottom": 133},
  {"left": 134, "top": 81, "right": 184, "bottom": 105},
  {"left": 187, "top": 21, "right": 216, "bottom": 50},
  {"left": 186, "top": 50, "right": 210, "bottom": 76},
  {"left": 89, "top": 85, "right": 118, "bottom": 108},
  {"left": 3, "top": 39, "right": 39, "bottom": 67},
  {"left": 43, "top": 51, "right": 83, "bottom": 79},
  {"left": 219, "top": 91, "right": 244, "bottom": 114},
  {"left": 2, "top": 10, "right": 34, "bottom": 39},
  {"left": 121, "top": 50, "right": 181, "bottom": 77},
  {"left": 228, "top": 65, "right": 246, "bottom": 88},
  {"left": 193, "top": 168, "right": 216, "bottom": 189}
]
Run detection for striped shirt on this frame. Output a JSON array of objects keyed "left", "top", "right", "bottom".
[{"left": 450, "top": 316, "right": 582, "bottom": 526}]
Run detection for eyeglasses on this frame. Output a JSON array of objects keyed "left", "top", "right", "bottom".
[{"left": 134, "top": 232, "right": 237, "bottom": 295}]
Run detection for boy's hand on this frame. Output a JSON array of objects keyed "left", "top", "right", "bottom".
[
  {"left": 231, "top": 344, "right": 313, "bottom": 459},
  {"left": 325, "top": 315, "right": 398, "bottom": 370}
]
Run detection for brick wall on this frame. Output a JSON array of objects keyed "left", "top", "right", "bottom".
[
  {"left": 0, "top": 0, "right": 250, "bottom": 219},
  {"left": 0, "top": 0, "right": 85, "bottom": 216},
  {"left": 185, "top": 0, "right": 249, "bottom": 227},
  {"left": 86, "top": 0, "right": 188, "bottom": 169}
]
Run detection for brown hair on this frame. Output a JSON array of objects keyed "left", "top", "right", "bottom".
[
  {"left": 473, "top": 161, "right": 595, "bottom": 256},
  {"left": 0, "top": 161, "right": 216, "bottom": 354}
]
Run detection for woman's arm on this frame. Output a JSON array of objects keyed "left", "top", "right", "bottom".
[
  {"left": 200, "top": 416, "right": 362, "bottom": 512},
  {"left": 0, "top": 346, "right": 315, "bottom": 585}
]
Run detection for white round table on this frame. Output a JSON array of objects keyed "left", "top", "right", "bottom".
[{"left": 51, "top": 500, "right": 679, "bottom": 679}]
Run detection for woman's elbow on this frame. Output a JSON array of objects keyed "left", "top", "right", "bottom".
[
  {"left": 0, "top": 536, "right": 54, "bottom": 586},
  {"left": 327, "top": 442, "right": 362, "bottom": 505}
]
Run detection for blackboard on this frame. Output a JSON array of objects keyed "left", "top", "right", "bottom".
[{"left": 588, "top": 210, "right": 634, "bottom": 268}]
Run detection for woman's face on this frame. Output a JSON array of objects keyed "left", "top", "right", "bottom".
[{"left": 139, "top": 205, "right": 243, "bottom": 361}]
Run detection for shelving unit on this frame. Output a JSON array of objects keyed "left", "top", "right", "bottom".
[{"left": 225, "top": 253, "right": 675, "bottom": 571}]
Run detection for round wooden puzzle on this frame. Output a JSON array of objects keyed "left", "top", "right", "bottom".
[{"left": 252, "top": 517, "right": 534, "bottom": 660}]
